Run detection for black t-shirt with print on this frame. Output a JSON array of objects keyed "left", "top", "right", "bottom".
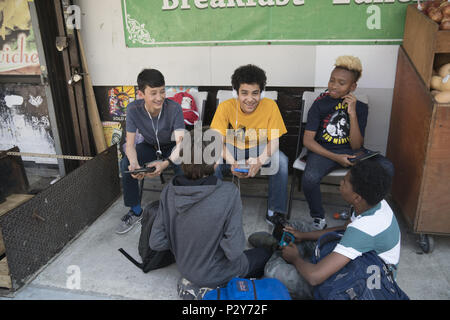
[{"left": 305, "top": 94, "right": 368, "bottom": 151}]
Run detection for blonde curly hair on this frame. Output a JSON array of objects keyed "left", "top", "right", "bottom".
[{"left": 334, "top": 55, "right": 362, "bottom": 82}]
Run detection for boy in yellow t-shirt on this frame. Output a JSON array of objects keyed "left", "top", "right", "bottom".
[{"left": 210, "top": 64, "right": 289, "bottom": 231}]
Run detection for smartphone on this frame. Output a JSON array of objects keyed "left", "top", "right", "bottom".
[
  {"left": 279, "top": 231, "right": 295, "bottom": 247},
  {"left": 348, "top": 150, "right": 380, "bottom": 163},
  {"left": 234, "top": 164, "right": 250, "bottom": 173},
  {"left": 124, "top": 166, "right": 156, "bottom": 174}
]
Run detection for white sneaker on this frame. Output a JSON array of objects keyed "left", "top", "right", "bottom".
[
  {"left": 177, "top": 277, "right": 213, "bottom": 300},
  {"left": 312, "top": 218, "right": 327, "bottom": 230}
]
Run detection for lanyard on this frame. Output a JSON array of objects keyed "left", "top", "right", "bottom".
[{"left": 146, "top": 105, "right": 163, "bottom": 158}]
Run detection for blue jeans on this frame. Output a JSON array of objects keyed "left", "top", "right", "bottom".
[
  {"left": 215, "top": 144, "right": 289, "bottom": 214},
  {"left": 302, "top": 148, "right": 394, "bottom": 219},
  {"left": 120, "top": 142, "right": 183, "bottom": 207}
]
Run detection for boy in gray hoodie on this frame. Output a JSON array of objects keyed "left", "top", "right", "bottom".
[{"left": 149, "top": 127, "right": 271, "bottom": 299}]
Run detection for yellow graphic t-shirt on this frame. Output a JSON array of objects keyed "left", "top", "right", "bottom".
[{"left": 210, "top": 98, "right": 287, "bottom": 149}]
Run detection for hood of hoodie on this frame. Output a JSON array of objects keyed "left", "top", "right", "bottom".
[{"left": 171, "top": 175, "right": 221, "bottom": 214}]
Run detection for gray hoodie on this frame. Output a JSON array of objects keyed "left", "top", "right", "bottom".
[{"left": 149, "top": 176, "right": 249, "bottom": 288}]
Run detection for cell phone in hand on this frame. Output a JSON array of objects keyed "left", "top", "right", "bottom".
[
  {"left": 279, "top": 231, "right": 295, "bottom": 247},
  {"left": 234, "top": 164, "right": 250, "bottom": 173},
  {"left": 124, "top": 166, "right": 156, "bottom": 174},
  {"left": 348, "top": 150, "right": 380, "bottom": 163}
]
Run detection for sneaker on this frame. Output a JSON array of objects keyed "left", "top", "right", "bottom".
[
  {"left": 115, "top": 210, "right": 142, "bottom": 234},
  {"left": 248, "top": 231, "right": 279, "bottom": 253},
  {"left": 266, "top": 212, "right": 288, "bottom": 241},
  {"left": 177, "top": 277, "right": 213, "bottom": 300},
  {"left": 312, "top": 218, "right": 327, "bottom": 230},
  {"left": 265, "top": 212, "right": 288, "bottom": 227}
]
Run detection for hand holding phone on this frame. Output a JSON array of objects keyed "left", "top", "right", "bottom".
[
  {"left": 279, "top": 231, "right": 295, "bottom": 247},
  {"left": 124, "top": 166, "right": 156, "bottom": 174},
  {"left": 234, "top": 163, "right": 250, "bottom": 173},
  {"left": 348, "top": 150, "right": 380, "bottom": 163}
]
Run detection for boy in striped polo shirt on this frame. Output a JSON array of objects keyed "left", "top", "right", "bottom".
[{"left": 254, "top": 160, "right": 400, "bottom": 299}]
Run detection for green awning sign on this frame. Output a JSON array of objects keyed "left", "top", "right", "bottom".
[{"left": 122, "top": 0, "right": 413, "bottom": 47}]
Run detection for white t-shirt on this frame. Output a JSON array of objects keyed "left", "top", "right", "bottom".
[{"left": 333, "top": 200, "right": 401, "bottom": 266}]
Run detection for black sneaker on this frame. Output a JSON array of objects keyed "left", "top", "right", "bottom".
[
  {"left": 266, "top": 212, "right": 288, "bottom": 242},
  {"left": 265, "top": 212, "right": 288, "bottom": 227}
]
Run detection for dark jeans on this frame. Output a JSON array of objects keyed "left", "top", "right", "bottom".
[
  {"left": 302, "top": 148, "right": 394, "bottom": 219},
  {"left": 120, "top": 142, "right": 182, "bottom": 207},
  {"left": 243, "top": 247, "right": 273, "bottom": 278}
]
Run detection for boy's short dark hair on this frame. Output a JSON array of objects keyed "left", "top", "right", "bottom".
[
  {"left": 349, "top": 160, "right": 392, "bottom": 206},
  {"left": 137, "top": 69, "right": 165, "bottom": 92},
  {"left": 181, "top": 127, "right": 216, "bottom": 180},
  {"left": 231, "top": 64, "right": 267, "bottom": 92}
]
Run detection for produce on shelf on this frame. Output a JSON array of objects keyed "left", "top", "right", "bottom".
[
  {"left": 435, "top": 91, "right": 450, "bottom": 103},
  {"left": 438, "top": 63, "right": 450, "bottom": 77},
  {"left": 417, "top": 0, "right": 450, "bottom": 30},
  {"left": 430, "top": 63, "right": 450, "bottom": 103}
]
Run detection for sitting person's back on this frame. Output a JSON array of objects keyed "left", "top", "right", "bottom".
[
  {"left": 149, "top": 127, "right": 272, "bottom": 298},
  {"left": 153, "top": 173, "right": 248, "bottom": 287}
]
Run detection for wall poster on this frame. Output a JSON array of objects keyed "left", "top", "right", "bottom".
[
  {"left": 0, "top": 0, "right": 40, "bottom": 75},
  {"left": 0, "top": 84, "right": 56, "bottom": 164}
]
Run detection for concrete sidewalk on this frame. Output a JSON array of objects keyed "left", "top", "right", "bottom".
[{"left": 1, "top": 178, "right": 449, "bottom": 300}]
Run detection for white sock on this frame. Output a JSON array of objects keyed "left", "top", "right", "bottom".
[{"left": 267, "top": 209, "right": 274, "bottom": 217}]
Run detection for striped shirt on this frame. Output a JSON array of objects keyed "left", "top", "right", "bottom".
[{"left": 333, "top": 200, "right": 401, "bottom": 266}]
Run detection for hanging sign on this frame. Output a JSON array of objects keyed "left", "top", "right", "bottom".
[{"left": 122, "top": 0, "right": 413, "bottom": 47}]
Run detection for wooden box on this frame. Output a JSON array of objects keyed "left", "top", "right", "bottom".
[
  {"left": 403, "top": 4, "right": 450, "bottom": 89},
  {"left": 0, "top": 194, "right": 34, "bottom": 289},
  {"left": 387, "top": 46, "right": 450, "bottom": 235},
  {"left": 0, "top": 148, "right": 32, "bottom": 290}
]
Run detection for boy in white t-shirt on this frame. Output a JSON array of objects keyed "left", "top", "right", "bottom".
[{"left": 250, "top": 160, "right": 400, "bottom": 299}]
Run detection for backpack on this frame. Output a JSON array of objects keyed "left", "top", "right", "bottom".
[
  {"left": 311, "top": 231, "right": 409, "bottom": 300},
  {"left": 202, "top": 278, "right": 291, "bottom": 300},
  {"left": 119, "top": 200, "right": 175, "bottom": 273},
  {"left": 168, "top": 92, "right": 199, "bottom": 125}
]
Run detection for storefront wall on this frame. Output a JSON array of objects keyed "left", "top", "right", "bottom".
[{"left": 76, "top": 0, "right": 411, "bottom": 154}]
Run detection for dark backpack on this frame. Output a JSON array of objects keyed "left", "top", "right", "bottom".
[
  {"left": 119, "top": 200, "right": 175, "bottom": 273},
  {"left": 311, "top": 231, "right": 409, "bottom": 300}
]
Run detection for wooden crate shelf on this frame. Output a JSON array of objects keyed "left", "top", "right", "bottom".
[
  {"left": 387, "top": 46, "right": 450, "bottom": 235},
  {"left": 0, "top": 257, "right": 12, "bottom": 289},
  {"left": 0, "top": 194, "right": 34, "bottom": 218},
  {"left": 0, "top": 194, "right": 34, "bottom": 256},
  {"left": 403, "top": 4, "right": 450, "bottom": 89},
  {"left": 0, "top": 194, "right": 34, "bottom": 290}
]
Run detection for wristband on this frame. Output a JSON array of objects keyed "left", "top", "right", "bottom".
[{"left": 165, "top": 157, "right": 174, "bottom": 167}]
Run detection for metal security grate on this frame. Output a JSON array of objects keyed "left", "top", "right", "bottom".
[{"left": 0, "top": 146, "right": 120, "bottom": 291}]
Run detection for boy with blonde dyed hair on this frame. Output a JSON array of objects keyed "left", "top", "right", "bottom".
[{"left": 301, "top": 55, "right": 394, "bottom": 230}]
